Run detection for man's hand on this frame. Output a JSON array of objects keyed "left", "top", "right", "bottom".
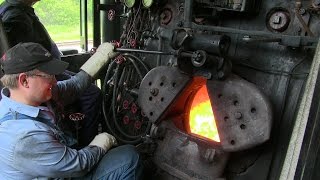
[
  {"left": 80, "top": 42, "right": 118, "bottom": 77},
  {"left": 89, "top": 132, "right": 117, "bottom": 151}
]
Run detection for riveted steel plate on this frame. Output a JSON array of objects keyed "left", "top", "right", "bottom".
[
  {"left": 207, "top": 74, "right": 273, "bottom": 152},
  {"left": 138, "top": 66, "right": 191, "bottom": 123}
]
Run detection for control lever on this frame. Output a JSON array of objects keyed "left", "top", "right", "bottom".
[
  {"left": 115, "top": 48, "right": 177, "bottom": 55},
  {"left": 114, "top": 48, "right": 221, "bottom": 68}
]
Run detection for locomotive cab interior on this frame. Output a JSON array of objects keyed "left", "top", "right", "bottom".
[{"left": 2, "top": 0, "right": 320, "bottom": 180}]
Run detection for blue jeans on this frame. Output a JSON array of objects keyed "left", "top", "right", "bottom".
[{"left": 78, "top": 145, "right": 143, "bottom": 180}]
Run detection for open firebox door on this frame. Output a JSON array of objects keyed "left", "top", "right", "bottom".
[{"left": 138, "top": 65, "right": 273, "bottom": 178}]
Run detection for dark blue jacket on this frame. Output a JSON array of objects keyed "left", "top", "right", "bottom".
[{"left": 0, "top": 1, "right": 53, "bottom": 53}]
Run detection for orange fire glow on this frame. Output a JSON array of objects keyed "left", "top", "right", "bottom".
[{"left": 189, "top": 85, "right": 220, "bottom": 142}]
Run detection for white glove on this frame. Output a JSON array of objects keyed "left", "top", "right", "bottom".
[
  {"left": 80, "top": 43, "right": 118, "bottom": 77},
  {"left": 89, "top": 132, "right": 117, "bottom": 151}
]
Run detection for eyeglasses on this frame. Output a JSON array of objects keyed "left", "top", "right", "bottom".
[{"left": 28, "top": 74, "right": 56, "bottom": 81}]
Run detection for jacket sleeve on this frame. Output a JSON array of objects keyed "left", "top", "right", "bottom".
[
  {"left": 52, "top": 71, "right": 93, "bottom": 106},
  {"left": 12, "top": 126, "right": 106, "bottom": 178}
]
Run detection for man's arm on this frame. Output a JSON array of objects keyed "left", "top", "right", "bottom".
[
  {"left": 12, "top": 126, "right": 106, "bottom": 178},
  {"left": 52, "top": 71, "right": 92, "bottom": 106},
  {"left": 51, "top": 42, "right": 118, "bottom": 106}
]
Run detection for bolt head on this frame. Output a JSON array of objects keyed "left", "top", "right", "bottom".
[{"left": 235, "top": 112, "right": 242, "bottom": 119}]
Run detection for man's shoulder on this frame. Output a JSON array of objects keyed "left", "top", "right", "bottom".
[
  {"left": 0, "top": 3, "right": 31, "bottom": 21},
  {"left": 0, "top": 118, "right": 48, "bottom": 140}
]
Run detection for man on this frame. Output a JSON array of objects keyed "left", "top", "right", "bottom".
[
  {"left": 0, "top": 0, "right": 102, "bottom": 147},
  {"left": 0, "top": 42, "right": 142, "bottom": 179}
]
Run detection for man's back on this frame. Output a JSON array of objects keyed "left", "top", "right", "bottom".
[
  {"left": 0, "top": 116, "right": 49, "bottom": 179},
  {"left": 0, "top": 1, "right": 52, "bottom": 52}
]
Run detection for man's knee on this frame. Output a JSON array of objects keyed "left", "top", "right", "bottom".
[
  {"left": 122, "top": 145, "right": 140, "bottom": 164},
  {"left": 91, "top": 145, "right": 142, "bottom": 179},
  {"left": 111, "top": 145, "right": 140, "bottom": 166},
  {"left": 109, "top": 145, "right": 142, "bottom": 179}
]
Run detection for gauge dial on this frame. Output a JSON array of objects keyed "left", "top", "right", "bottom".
[
  {"left": 142, "top": 0, "right": 153, "bottom": 8},
  {"left": 124, "top": 0, "right": 135, "bottom": 8}
]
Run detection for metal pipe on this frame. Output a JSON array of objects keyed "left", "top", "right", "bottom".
[
  {"left": 80, "top": 0, "right": 88, "bottom": 51},
  {"left": 101, "top": 0, "right": 121, "bottom": 43},
  {"left": 115, "top": 48, "right": 176, "bottom": 55},
  {"left": 157, "top": 36, "right": 162, "bottom": 66},
  {"left": 190, "top": 23, "right": 318, "bottom": 47},
  {"left": 93, "top": 0, "right": 101, "bottom": 47},
  {"left": 280, "top": 38, "right": 320, "bottom": 180},
  {"left": 184, "top": 0, "right": 193, "bottom": 27}
]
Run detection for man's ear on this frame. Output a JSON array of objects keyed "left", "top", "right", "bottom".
[{"left": 18, "top": 73, "right": 29, "bottom": 88}]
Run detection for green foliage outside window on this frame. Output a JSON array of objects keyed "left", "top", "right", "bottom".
[
  {"left": 35, "top": 0, "right": 93, "bottom": 42},
  {"left": 0, "top": 0, "right": 93, "bottom": 43}
]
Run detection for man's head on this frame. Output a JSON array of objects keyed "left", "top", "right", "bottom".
[{"left": 0, "top": 42, "right": 68, "bottom": 106}]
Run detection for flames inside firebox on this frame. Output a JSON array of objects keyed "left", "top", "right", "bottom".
[{"left": 188, "top": 85, "right": 220, "bottom": 142}]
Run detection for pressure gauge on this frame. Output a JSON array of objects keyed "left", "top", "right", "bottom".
[
  {"left": 123, "top": 0, "right": 135, "bottom": 8},
  {"left": 142, "top": 0, "right": 153, "bottom": 8}
]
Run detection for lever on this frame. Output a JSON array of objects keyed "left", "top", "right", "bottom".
[{"left": 115, "top": 48, "right": 177, "bottom": 55}]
